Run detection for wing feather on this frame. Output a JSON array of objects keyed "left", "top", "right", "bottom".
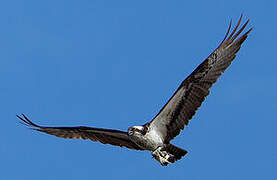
[
  {"left": 147, "top": 15, "right": 252, "bottom": 143},
  {"left": 17, "top": 114, "right": 143, "bottom": 150}
]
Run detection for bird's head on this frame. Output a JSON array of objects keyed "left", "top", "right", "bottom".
[{"left": 128, "top": 126, "right": 146, "bottom": 136}]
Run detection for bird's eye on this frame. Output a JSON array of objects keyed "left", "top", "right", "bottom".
[{"left": 128, "top": 130, "right": 133, "bottom": 136}]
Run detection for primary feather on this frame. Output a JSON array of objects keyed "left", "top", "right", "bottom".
[
  {"left": 18, "top": 15, "right": 252, "bottom": 166},
  {"left": 147, "top": 15, "right": 252, "bottom": 143}
]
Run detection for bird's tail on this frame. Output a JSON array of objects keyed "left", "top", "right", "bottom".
[
  {"left": 165, "top": 144, "right": 188, "bottom": 162},
  {"left": 152, "top": 144, "right": 187, "bottom": 166}
]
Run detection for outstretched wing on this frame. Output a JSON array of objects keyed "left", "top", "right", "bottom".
[
  {"left": 17, "top": 114, "right": 143, "bottom": 150},
  {"left": 146, "top": 15, "right": 252, "bottom": 143}
]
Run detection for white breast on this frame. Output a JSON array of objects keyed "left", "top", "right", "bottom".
[{"left": 145, "top": 128, "right": 163, "bottom": 146}]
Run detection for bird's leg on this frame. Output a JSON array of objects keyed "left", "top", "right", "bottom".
[{"left": 152, "top": 146, "right": 173, "bottom": 166}]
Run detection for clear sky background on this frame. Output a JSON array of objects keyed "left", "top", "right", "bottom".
[{"left": 1, "top": 0, "right": 276, "bottom": 180}]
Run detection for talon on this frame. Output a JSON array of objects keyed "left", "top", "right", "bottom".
[{"left": 152, "top": 146, "right": 174, "bottom": 166}]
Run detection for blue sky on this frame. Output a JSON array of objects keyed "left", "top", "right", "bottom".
[{"left": 1, "top": 0, "right": 276, "bottom": 179}]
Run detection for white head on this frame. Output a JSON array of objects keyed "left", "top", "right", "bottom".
[{"left": 127, "top": 126, "right": 145, "bottom": 136}]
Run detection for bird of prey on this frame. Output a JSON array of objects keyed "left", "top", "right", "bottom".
[{"left": 17, "top": 15, "right": 252, "bottom": 166}]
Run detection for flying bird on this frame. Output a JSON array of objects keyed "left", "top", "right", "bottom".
[{"left": 17, "top": 15, "right": 252, "bottom": 166}]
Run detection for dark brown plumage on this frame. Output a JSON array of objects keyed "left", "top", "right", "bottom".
[
  {"left": 17, "top": 114, "right": 142, "bottom": 150},
  {"left": 17, "top": 15, "right": 252, "bottom": 166},
  {"left": 147, "top": 15, "right": 252, "bottom": 143}
]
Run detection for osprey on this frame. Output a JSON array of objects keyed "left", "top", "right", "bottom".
[{"left": 18, "top": 16, "right": 252, "bottom": 166}]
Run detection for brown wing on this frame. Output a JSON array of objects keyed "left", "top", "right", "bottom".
[
  {"left": 17, "top": 114, "right": 143, "bottom": 150},
  {"left": 146, "top": 15, "right": 252, "bottom": 143}
]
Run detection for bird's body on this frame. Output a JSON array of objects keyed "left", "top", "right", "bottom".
[
  {"left": 18, "top": 15, "right": 252, "bottom": 166},
  {"left": 127, "top": 125, "right": 187, "bottom": 165}
]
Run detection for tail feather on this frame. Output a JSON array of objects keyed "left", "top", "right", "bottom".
[
  {"left": 165, "top": 144, "right": 187, "bottom": 162},
  {"left": 152, "top": 145, "right": 187, "bottom": 166}
]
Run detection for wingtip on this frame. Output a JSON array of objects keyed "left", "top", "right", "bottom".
[
  {"left": 218, "top": 19, "right": 232, "bottom": 47},
  {"left": 246, "top": 27, "right": 253, "bottom": 34},
  {"left": 219, "top": 15, "right": 252, "bottom": 48},
  {"left": 17, "top": 113, "right": 40, "bottom": 128}
]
